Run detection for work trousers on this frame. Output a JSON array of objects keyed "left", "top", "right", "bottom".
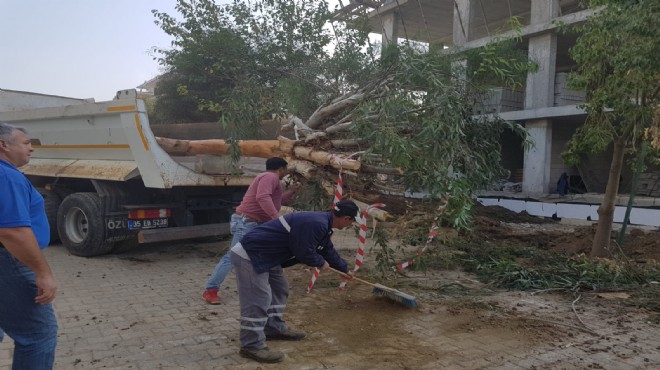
[
  {"left": 230, "top": 250, "right": 289, "bottom": 349},
  {"left": 205, "top": 214, "right": 260, "bottom": 289},
  {"left": 0, "top": 248, "right": 58, "bottom": 370}
]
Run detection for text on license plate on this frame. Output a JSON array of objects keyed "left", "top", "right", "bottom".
[{"left": 128, "top": 218, "right": 168, "bottom": 230}]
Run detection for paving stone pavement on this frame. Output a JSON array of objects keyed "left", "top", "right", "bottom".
[{"left": 1, "top": 234, "right": 658, "bottom": 369}]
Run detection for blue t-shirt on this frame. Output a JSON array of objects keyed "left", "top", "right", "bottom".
[{"left": 0, "top": 159, "right": 50, "bottom": 248}]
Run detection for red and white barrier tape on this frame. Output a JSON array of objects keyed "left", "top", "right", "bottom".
[
  {"left": 394, "top": 220, "right": 439, "bottom": 270},
  {"left": 332, "top": 172, "right": 343, "bottom": 205},
  {"left": 339, "top": 203, "right": 385, "bottom": 290},
  {"left": 307, "top": 267, "right": 320, "bottom": 294}
]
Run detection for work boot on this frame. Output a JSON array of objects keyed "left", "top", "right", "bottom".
[
  {"left": 265, "top": 328, "right": 306, "bottom": 341},
  {"left": 202, "top": 288, "right": 221, "bottom": 304},
  {"left": 239, "top": 347, "right": 284, "bottom": 363}
]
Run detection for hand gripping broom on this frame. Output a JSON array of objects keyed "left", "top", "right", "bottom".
[{"left": 328, "top": 268, "right": 417, "bottom": 309}]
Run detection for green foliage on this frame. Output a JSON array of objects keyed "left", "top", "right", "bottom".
[
  {"left": 153, "top": 0, "right": 534, "bottom": 228},
  {"left": 153, "top": 0, "right": 371, "bottom": 133},
  {"left": 353, "top": 44, "right": 533, "bottom": 228},
  {"left": 149, "top": 71, "right": 218, "bottom": 124},
  {"left": 466, "top": 17, "right": 538, "bottom": 90},
  {"left": 436, "top": 238, "right": 660, "bottom": 311},
  {"left": 288, "top": 179, "right": 332, "bottom": 211},
  {"left": 562, "top": 0, "right": 660, "bottom": 165},
  {"left": 371, "top": 226, "right": 405, "bottom": 276}
]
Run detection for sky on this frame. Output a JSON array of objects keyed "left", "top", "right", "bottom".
[
  {"left": 0, "top": 0, "right": 181, "bottom": 101},
  {"left": 0, "top": 0, "right": 347, "bottom": 103}
]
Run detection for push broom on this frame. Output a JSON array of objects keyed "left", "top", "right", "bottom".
[{"left": 328, "top": 268, "right": 417, "bottom": 309}]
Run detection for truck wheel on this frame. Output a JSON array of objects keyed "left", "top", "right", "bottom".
[
  {"left": 57, "top": 192, "right": 113, "bottom": 257},
  {"left": 37, "top": 188, "right": 61, "bottom": 244}
]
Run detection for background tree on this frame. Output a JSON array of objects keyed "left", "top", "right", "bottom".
[
  {"left": 152, "top": 0, "right": 534, "bottom": 228},
  {"left": 563, "top": 0, "right": 660, "bottom": 257}
]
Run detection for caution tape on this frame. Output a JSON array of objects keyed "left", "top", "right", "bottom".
[
  {"left": 306, "top": 267, "right": 320, "bottom": 294},
  {"left": 339, "top": 203, "right": 384, "bottom": 290},
  {"left": 393, "top": 220, "right": 439, "bottom": 271}
]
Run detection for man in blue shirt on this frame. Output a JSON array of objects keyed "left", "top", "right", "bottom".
[
  {"left": 229, "top": 199, "right": 359, "bottom": 363},
  {"left": 0, "top": 122, "right": 58, "bottom": 370}
]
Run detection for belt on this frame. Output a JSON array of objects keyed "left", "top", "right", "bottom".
[{"left": 235, "top": 211, "right": 261, "bottom": 223}]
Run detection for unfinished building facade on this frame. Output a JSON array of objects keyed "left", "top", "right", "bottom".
[{"left": 339, "top": 0, "right": 602, "bottom": 195}]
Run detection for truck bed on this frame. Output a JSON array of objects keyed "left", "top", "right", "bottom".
[{"left": 0, "top": 89, "right": 260, "bottom": 188}]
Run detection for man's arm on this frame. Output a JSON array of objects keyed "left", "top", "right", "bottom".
[
  {"left": 0, "top": 227, "right": 58, "bottom": 304},
  {"left": 318, "top": 240, "right": 349, "bottom": 273},
  {"left": 288, "top": 221, "right": 327, "bottom": 268}
]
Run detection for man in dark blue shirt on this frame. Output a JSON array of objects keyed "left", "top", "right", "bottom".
[{"left": 230, "top": 200, "right": 359, "bottom": 363}]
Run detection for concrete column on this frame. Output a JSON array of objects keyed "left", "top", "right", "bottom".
[
  {"left": 524, "top": 33, "right": 557, "bottom": 109},
  {"left": 522, "top": 0, "right": 559, "bottom": 194},
  {"left": 525, "top": 0, "right": 559, "bottom": 109},
  {"left": 452, "top": 0, "right": 474, "bottom": 45},
  {"left": 523, "top": 119, "right": 553, "bottom": 193},
  {"left": 531, "top": 0, "right": 560, "bottom": 24},
  {"left": 380, "top": 11, "right": 399, "bottom": 47}
]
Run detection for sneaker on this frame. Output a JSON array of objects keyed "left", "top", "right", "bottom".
[
  {"left": 239, "top": 347, "right": 284, "bottom": 363},
  {"left": 202, "top": 288, "right": 221, "bottom": 304},
  {"left": 265, "top": 328, "right": 306, "bottom": 341}
]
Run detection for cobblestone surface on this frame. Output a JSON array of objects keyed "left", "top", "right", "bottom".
[{"left": 1, "top": 235, "right": 658, "bottom": 369}]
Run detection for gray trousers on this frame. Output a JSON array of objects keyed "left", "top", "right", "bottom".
[{"left": 230, "top": 251, "right": 289, "bottom": 349}]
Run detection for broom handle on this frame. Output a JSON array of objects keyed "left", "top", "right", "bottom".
[{"left": 327, "top": 267, "right": 382, "bottom": 289}]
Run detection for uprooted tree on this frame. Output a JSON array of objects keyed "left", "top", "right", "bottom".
[
  {"left": 562, "top": 0, "right": 660, "bottom": 258},
  {"left": 152, "top": 0, "right": 535, "bottom": 227}
]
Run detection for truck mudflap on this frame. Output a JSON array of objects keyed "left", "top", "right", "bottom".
[{"left": 137, "top": 223, "right": 231, "bottom": 244}]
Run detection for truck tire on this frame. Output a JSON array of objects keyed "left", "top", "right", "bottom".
[
  {"left": 57, "top": 192, "right": 113, "bottom": 257},
  {"left": 37, "top": 188, "right": 61, "bottom": 244}
]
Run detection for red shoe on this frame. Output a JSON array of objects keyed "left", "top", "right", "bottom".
[{"left": 202, "top": 288, "right": 221, "bottom": 304}]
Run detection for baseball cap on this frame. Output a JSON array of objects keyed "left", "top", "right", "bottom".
[{"left": 333, "top": 200, "right": 360, "bottom": 219}]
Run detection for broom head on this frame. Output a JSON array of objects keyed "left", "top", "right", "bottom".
[{"left": 372, "top": 284, "right": 417, "bottom": 309}]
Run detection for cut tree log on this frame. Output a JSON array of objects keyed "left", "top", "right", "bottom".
[
  {"left": 353, "top": 199, "right": 391, "bottom": 221},
  {"left": 156, "top": 135, "right": 360, "bottom": 171},
  {"left": 155, "top": 136, "right": 296, "bottom": 158},
  {"left": 287, "top": 159, "right": 318, "bottom": 179},
  {"left": 293, "top": 146, "right": 361, "bottom": 171}
]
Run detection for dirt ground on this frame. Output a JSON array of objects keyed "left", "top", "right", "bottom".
[
  {"left": 232, "top": 204, "right": 660, "bottom": 369},
  {"left": 5, "top": 203, "right": 657, "bottom": 369},
  {"left": 471, "top": 203, "right": 660, "bottom": 262}
]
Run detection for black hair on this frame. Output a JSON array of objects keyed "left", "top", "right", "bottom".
[
  {"left": 333, "top": 200, "right": 360, "bottom": 219},
  {"left": 266, "top": 157, "right": 288, "bottom": 171}
]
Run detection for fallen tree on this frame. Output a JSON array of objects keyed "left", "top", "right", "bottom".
[{"left": 152, "top": 0, "right": 534, "bottom": 228}]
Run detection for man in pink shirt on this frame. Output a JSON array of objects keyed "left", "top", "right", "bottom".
[{"left": 202, "top": 157, "right": 298, "bottom": 304}]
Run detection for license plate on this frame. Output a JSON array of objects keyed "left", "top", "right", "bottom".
[{"left": 128, "top": 218, "right": 169, "bottom": 230}]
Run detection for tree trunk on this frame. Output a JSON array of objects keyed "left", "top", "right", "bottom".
[
  {"left": 155, "top": 136, "right": 296, "bottom": 157},
  {"left": 591, "top": 136, "right": 627, "bottom": 258},
  {"left": 305, "top": 93, "right": 364, "bottom": 129},
  {"left": 292, "top": 146, "right": 361, "bottom": 170}
]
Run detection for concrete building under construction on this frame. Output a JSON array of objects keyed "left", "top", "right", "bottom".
[
  {"left": 336, "top": 0, "right": 660, "bottom": 227},
  {"left": 339, "top": 0, "right": 612, "bottom": 194}
]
